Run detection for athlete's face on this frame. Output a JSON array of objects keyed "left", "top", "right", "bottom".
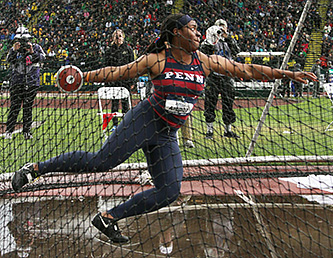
[{"left": 176, "top": 20, "right": 201, "bottom": 52}]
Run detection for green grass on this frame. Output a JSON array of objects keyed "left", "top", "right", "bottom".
[{"left": 1, "top": 96, "right": 333, "bottom": 173}]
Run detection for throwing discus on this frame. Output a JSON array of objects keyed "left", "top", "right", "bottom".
[{"left": 55, "top": 65, "right": 83, "bottom": 93}]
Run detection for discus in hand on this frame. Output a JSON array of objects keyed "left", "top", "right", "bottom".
[{"left": 56, "top": 65, "right": 83, "bottom": 93}]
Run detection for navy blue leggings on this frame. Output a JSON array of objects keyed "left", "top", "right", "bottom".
[{"left": 38, "top": 99, "right": 183, "bottom": 220}]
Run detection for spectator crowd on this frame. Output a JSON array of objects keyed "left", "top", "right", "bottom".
[{"left": 0, "top": 0, "right": 332, "bottom": 71}]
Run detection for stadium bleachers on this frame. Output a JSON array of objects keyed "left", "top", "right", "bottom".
[{"left": 0, "top": 0, "right": 331, "bottom": 71}]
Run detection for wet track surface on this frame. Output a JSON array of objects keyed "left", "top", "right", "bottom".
[{"left": 1, "top": 195, "right": 332, "bottom": 258}]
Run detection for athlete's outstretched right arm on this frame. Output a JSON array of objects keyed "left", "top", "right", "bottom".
[{"left": 84, "top": 53, "right": 164, "bottom": 83}]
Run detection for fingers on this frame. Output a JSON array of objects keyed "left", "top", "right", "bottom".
[
  {"left": 304, "top": 72, "right": 318, "bottom": 82},
  {"left": 295, "top": 72, "right": 317, "bottom": 84}
]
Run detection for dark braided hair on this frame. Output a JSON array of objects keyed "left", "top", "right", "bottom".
[{"left": 146, "top": 13, "right": 193, "bottom": 54}]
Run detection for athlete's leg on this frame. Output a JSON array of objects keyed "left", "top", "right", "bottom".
[
  {"left": 90, "top": 128, "right": 180, "bottom": 243},
  {"left": 106, "top": 130, "right": 183, "bottom": 220},
  {"left": 37, "top": 100, "right": 159, "bottom": 174}
]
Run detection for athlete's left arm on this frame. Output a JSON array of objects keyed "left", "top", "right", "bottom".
[{"left": 200, "top": 52, "right": 317, "bottom": 83}]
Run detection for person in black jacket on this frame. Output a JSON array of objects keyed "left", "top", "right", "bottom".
[
  {"left": 104, "top": 29, "right": 135, "bottom": 130},
  {"left": 4, "top": 26, "right": 46, "bottom": 140},
  {"left": 201, "top": 19, "right": 240, "bottom": 139}
]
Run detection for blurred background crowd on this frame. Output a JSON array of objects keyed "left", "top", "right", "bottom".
[{"left": 0, "top": 0, "right": 332, "bottom": 71}]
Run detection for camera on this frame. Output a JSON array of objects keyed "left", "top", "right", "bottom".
[
  {"left": 17, "top": 38, "right": 30, "bottom": 53},
  {"left": 205, "top": 25, "right": 223, "bottom": 45}
]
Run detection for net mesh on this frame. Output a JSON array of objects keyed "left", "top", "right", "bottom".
[{"left": 0, "top": 0, "right": 332, "bottom": 257}]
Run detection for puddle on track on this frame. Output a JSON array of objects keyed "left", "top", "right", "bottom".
[{"left": 0, "top": 195, "right": 332, "bottom": 258}]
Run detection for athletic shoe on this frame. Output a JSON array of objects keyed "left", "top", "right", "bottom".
[
  {"left": 12, "top": 163, "right": 38, "bottom": 192},
  {"left": 110, "top": 126, "right": 117, "bottom": 132},
  {"left": 224, "top": 131, "right": 240, "bottom": 138},
  {"left": 92, "top": 213, "right": 129, "bottom": 243},
  {"left": 184, "top": 140, "right": 195, "bottom": 148},
  {"left": 205, "top": 131, "right": 213, "bottom": 139},
  {"left": 24, "top": 132, "right": 33, "bottom": 140}
]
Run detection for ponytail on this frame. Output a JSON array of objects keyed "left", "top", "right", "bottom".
[{"left": 145, "top": 13, "right": 193, "bottom": 54}]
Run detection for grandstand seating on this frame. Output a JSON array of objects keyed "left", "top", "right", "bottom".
[{"left": 0, "top": 0, "right": 332, "bottom": 72}]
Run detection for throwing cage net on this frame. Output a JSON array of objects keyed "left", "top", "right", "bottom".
[{"left": 0, "top": 0, "right": 332, "bottom": 257}]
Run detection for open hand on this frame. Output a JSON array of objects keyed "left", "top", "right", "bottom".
[{"left": 293, "top": 72, "right": 318, "bottom": 84}]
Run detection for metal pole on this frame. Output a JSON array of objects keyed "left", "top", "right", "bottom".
[{"left": 245, "top": 0, "right": 313, "bottom": 158}]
